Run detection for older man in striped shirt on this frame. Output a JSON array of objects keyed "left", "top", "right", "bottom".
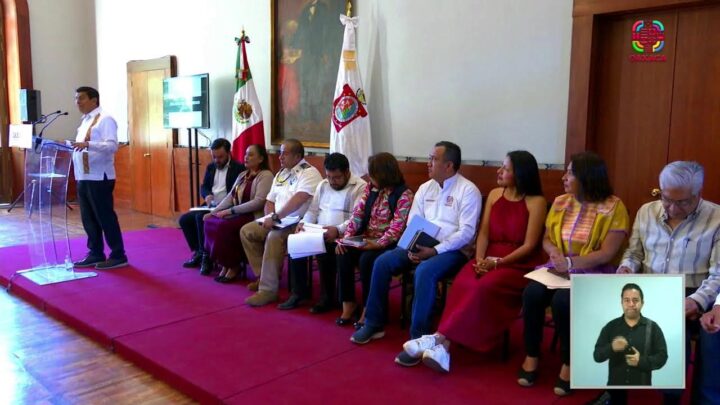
[{"left": 617, "top": 161, "right": 720, "bottom": 404}]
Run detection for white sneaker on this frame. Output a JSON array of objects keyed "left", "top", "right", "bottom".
[
  {"left": 422, "top": 344, "right": 450, "bottom": 373},
  {"left": 402, "top": 334, "right": 437, "bottom": 358}
]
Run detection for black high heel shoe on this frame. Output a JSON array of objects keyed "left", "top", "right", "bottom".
[{"left": 335, "top": 305, "right": 360, "bottom": 326}]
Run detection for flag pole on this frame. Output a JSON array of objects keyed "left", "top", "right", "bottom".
[{"left": 346, "top": 0, "right": 352, "bottom": 17}]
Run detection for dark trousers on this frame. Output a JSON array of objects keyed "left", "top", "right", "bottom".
[
  {"left": 179, "top": 210, "right": 206, "bottom": 253},
  {"left": 522, "top": 280, "right": 571, "bottom": 364},
  {"left": 289, "top": 244, "right": 337, "bottom": 302},
  {"left": 77, "top": 178, "right": 125, "bottom": 260},
  {"left": 336, "top": 248, "right": 387, "bottom": 307}
]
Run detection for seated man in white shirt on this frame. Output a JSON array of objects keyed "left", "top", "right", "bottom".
[
  {"left": 240, "top": 139, "right": 323, "bottom": 307},
  {"left": 351, "top": 141, "right": 482, "bottom": 348},
  {"left": 614, "top": 161, "right": 720, "bottom": 404},
  {"left": 178, "top": 138, "right": 244, "bottom": 274},
  {"left": 278, "top": 153, "right": 366, "bottom": 312}
]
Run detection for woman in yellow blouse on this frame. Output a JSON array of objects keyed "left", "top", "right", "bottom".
[{"left": 517, "top": 152, "right": 630, "bottom": 396}]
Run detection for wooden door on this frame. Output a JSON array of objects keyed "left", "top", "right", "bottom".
[
  {"left": 127, "top": 56, "right": 176, "bottom": 217},
  {"left": 128, "top": 70, "right": 152, "bottom": 213},
  {"left": 592, "top": 11, "right": 678, "bottom": 216},
  {"left": 667, "top": 5, "right": 720, "bottom": 204}
]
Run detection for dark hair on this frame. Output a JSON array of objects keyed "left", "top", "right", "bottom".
[
  {"left": 210, "top": 138, "right": 231, "bottom": 153},
  {"left": 570, "top": 151, "right": 613, "bottom": 202},
  {"left": 249, "top": 144, "right": 270, "bottom": 171},
  {"left": 368, "top": 152, "right": 405, "bottom": 189},
  {"left": 507, "top": 150, "right": 543, "bottom": 196},
  {"left": 284, "top": 138, "right": 305, "bottom": 158},
  {"left": 76, "top": 86, "right": 100, "bottom": 105},
  {"left": 435, "top": 141, "right": 461, "bottom": 172},
  {"left": 324, "top": 152, "right": 350, "bottom": 172},
  {"left": 621, "top": 283, "right": 644, "bottom": 302}
]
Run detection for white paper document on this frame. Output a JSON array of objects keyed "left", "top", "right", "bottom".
[
  {"left": 524, "top": 267, "right": 571, "bottom": 289},
  {"left": 288, "top": 231, "right": 326, "bottom": 259}
]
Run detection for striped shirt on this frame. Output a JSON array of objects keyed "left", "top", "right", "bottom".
[{"left": 620, "top": 199, "right": 720, "bottom": 310}]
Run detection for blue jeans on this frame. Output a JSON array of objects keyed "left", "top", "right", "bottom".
[
  {"left": 693, "top": 328, "right": 720, "bottom": 404},
  {"left": 364, "top": 247, "right": 466, "bottom": 339}
]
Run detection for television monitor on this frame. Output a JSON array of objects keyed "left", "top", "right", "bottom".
[{"left": 163, "top": 73, "right": 210, "bottom": 129}]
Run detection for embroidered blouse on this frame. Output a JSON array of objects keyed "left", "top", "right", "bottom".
[{"left": 343, "top": 183, "right": 414, "bottom": 248}]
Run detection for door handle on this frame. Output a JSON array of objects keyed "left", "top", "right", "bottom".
[
  {"left": 651, "top": 188, "right": 660, "bottom": 197},
  {"left": 143, "top": 153, "right": 151, "bottom": 157}
]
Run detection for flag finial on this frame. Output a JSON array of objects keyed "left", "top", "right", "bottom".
[{"left": 346, "top": 0, "right": 352, "bottom": 17}]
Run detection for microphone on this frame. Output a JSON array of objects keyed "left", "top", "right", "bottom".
[
  {"left": 34, "top": 111, "right": 69, "bottom": 151},
  {"left": 33, "top": 110, "right": 62, "bottom": 125}
]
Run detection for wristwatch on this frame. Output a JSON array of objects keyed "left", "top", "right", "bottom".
[{"left": 271, "top": 213, "right": 281, "bottom": 223}]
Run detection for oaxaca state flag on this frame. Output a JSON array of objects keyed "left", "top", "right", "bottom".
[
  {"left": 231, "top": 32, "right": 265, "bottom": 161},
  {"left": 329, "top": 15, "right": 371, "bottom": 178}
]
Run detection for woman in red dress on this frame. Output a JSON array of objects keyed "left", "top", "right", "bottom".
[{"left": 397, "top": 150, "right": 547, "bottom": 373}]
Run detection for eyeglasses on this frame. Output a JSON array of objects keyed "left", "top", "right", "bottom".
[{"left": 660, "top": 194, "right": 696, "bottom": 209}]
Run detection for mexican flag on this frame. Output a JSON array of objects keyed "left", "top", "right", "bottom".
[
  {"left": 329, "top": 15, "right": 371, "bottom": 178},
  {"left": 231, "top": 32, "right": 265, "bottom": 161}
]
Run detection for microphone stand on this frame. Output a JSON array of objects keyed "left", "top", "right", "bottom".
[{"left": 8, "top": 111, "right": 70, "bottom": 212}]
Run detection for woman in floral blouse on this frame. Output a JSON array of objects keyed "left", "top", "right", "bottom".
[{"left": 335, "top": 152, "right": 414, "bottom": 326}]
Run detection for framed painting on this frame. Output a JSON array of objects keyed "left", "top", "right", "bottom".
[{"left": 271, "top": 0, "right": 350, "bottom": 147}]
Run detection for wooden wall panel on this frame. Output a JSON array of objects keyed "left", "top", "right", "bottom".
[
  {"left": 574, "top": 0, "right": 712, "bottom": 16},
  {"left": 170, "top": 149, "right": 565, "bottom": 215},
  {"left": 667, "top": 5, "right": 720, "bottom": 204},
  {"left": 592, "top": 12, "right": 678, "bottom": 216},
  {"left": 114, "top": 145, "right": 131, "bottom": 208}
]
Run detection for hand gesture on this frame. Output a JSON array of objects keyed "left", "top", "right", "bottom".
[
  {"left": 685, "top": 297, "right": 701, "bottom": 320},
  {"left": 323, "top": 226, "right": 339, "bottom": 242},
  {"left": 335, "top": 242, "right": 347, "bottom": 255},
  {"left": 624, "top": 346, "right": 640, "bottom": 367},
  {"left": 611, "top": 336, "right": 628, "bottom": 352},
  {"left": 262, "top": 216, "right": 275, "bottom": 230},
  {"left": 617, "top": 266, "right": 632, "bottom": 274},
  {"left": 700, "top": 305, "right": 720, "bottom": 334},
  {"left": 549, "top": 251, "right": 569, "bottom": 273}
]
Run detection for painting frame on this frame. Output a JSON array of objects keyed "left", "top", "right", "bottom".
[{"left": 270, "top": 0, "right": 351, "bottom": 148}]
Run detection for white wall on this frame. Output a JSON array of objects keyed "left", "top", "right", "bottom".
[
  {"left": 28, "top": 0, "right": 98, "bottom": 141},
  {"left": 87, "top": 0, "right": 571, "bottom": 163},
  {"left": 95, "top": 0, "right": 271, "bottom": 148}
]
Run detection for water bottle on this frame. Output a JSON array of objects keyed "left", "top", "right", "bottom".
[{"left": 65, "top": 255, "right": 74, "bottom": 272}]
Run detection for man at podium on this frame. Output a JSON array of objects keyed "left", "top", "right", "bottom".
[{"left": 70, "top": 86, "right": 128, "bottom": 270}]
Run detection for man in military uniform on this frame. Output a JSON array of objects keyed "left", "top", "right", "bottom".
[{"left": 240, "top": 138, "right": 323, "bottom": 306}]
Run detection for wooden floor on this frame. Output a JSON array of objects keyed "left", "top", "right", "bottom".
[{"left": 0, "top": 204, "right": 195, "bottom": 404}]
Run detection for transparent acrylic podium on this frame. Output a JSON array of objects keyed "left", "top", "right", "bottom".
[{"left": 12, "top": 140, "right": 97, "bottom": 285}]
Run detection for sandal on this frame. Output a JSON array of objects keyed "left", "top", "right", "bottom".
[
  {"left": 517, "top": 367, "right": 538, "bottom": 387},
  {"left": 553, "top": 377, "right": 571, "bottom": 396},
  {"left": 335, "top": 316, "right": 354, "bottom": 326}
]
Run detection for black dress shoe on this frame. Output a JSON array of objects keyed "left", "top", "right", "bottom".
[
  {"left": 74, "top": 255, "right": 106, "bottom": 268},
  {"left": 199, "top": 255, "right": 213, "bottom": 276},
  {"left": 277, "top": 294, "right": 304, "bottom": 310},
  {"left": 183, "top": 252, "right": 202, "bottom": 268},
  {"left": 309, "top": 301, "right": 333, "bottom": 314}
]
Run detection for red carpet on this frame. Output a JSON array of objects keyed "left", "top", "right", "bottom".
[{"left": 0, "top": 228, "right": 681, "bottom": 404}]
